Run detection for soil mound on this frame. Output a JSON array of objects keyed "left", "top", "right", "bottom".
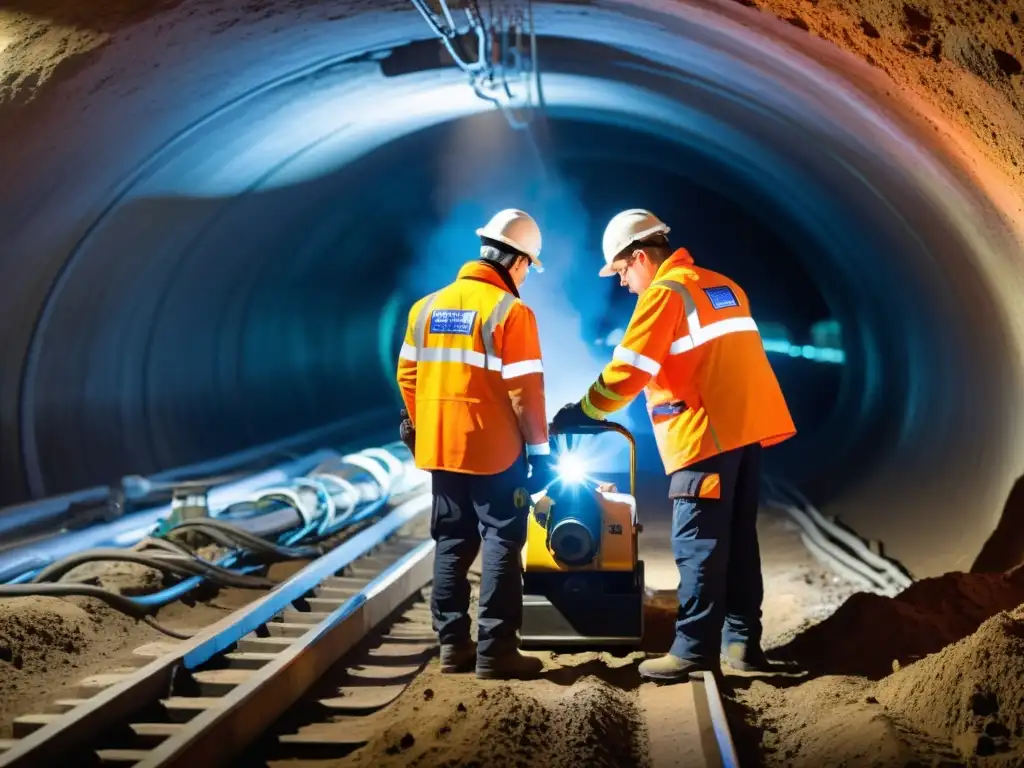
[
  {"left": 873, "top": 604, "right": 1024, "bottom": 763},
  {"left": 0, "top": 596, "right": 95, "bottom": 672},
  {"left": 774, "top": 565, "right": 1024, "bottom": 677},
  {"left": 343, "top": 673, "right": 649, "bottom": 768},
  {"left": 62, "top": 559, "right": 164, "bottom": 596},
  {"left": 0, "top": 596, "right": 140, "bottom": 737},
  {"left": 744, "top": 675, "right": 921, "bottom": 767}
]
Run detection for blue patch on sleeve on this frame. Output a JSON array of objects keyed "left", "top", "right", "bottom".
[
  {"left": 704, "top": 286, "right": 739, "bottom": 310},
  {"left": 429, "top": 309, "right": 478, "bottom": 336}
]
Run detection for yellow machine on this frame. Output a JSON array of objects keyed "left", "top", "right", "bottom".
[{"left": 520, "top": 422, "right": 645, "bottom": 649}]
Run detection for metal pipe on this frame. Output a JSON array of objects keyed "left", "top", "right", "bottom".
[
  {"left": 0, "top": 449, "right": 337, "bottom": 578},
  {"left": 0, "top": 411, "right": 391, "bottom": 540},
  {"left": 0, "top": 487, "right": 108, "bottom": 541}
]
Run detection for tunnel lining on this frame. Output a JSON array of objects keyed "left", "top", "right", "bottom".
[{"left": 0, "top": 2, "right": 1020, "bottom": 577}]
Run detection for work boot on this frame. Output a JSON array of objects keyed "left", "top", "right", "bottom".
[
  {"left": 476, "top": 649, "right": 544, "bottom": 680},
  {"left": 721, "top": 642, "right": 797, "bottom": 673},
  {"left": 439, "top": 641, "right": 477, "bottom": 674},
  {"left": 638, "top": 653, "right": 713, "bottom": 683},
  {"left": 721, "top": 642, "right": 770, "bottom": 672}
]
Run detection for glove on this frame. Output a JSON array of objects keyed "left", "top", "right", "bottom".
[
  {"left": 527, "top": 454, "right": 557, "bottom": 495},
  {"left": 550, "top": 401, "right": 597, "bottom": 433},
  {"left": 399, "top": 409, "right": 415, "bottom": 452}
]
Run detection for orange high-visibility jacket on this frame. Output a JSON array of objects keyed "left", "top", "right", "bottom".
[
  {"left": 396, "top": 261, "right": 550, "bottom": 475},
  {"left": 582, "top": 249, "right": 795, "bottom": 474}
]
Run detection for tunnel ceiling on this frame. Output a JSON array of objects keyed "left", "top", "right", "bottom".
[{"left": 1, "top": 1, "right": 1023, "bottom": 578}]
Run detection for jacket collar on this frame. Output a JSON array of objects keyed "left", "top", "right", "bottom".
[
  {"left": 653, "top": 248, "right": 696, "bottom": 282},
  {"left": 457, "top": 260, "right": 520, "bottom": 297}
]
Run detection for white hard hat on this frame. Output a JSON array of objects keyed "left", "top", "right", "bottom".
[
  {"left": 599, "top": 209, "right": 671, "bottom": 277},
  {"left": 476, "top": 208, "right": 544, "bottom": 272}
]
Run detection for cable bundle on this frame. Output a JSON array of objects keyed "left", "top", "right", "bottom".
[
  {"left": 0, "top": 442, "right": 426, "bottom": 638},
  {"left": 761, "top": 476, "right": 914, "bottom": 596}
]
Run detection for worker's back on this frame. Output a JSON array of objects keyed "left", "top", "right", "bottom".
[
  {"left": 398, "top": 261, "right": 546, "bottom": 476},
  {"left": 646, "top": 251, "right": 796, "bottom": 472}
]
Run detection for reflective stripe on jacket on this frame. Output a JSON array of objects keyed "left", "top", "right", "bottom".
[
  {"left": 582, "top": 249, "right": 795, "bottom": 473},
  {"left": 396, "top": 261, "right": 550, "bottom": 475}
]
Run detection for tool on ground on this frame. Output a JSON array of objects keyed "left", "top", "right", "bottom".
[{"left": 520, "top": 420, "right": 644, "bottom": 650}]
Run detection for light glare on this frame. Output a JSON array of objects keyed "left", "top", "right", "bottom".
[{"left": 556, "top": 453, "right": 589, "bottom": 485}]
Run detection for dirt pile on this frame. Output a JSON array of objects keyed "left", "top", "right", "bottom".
[
  {"left": 342, "top": 673, "right": 649, "bottom": 768},
  {"left": 873, "top": 604, "right": 1024, "bottom": 763},
  {"left": 55, "top": 543, "right": 229, "bottom": 596},
  {"left": 974, "top": 474, "right": 1024, "bottom": 573},
  {"left": 745, "top": 601, "right": 1024, "bottom": 766},
  {"left": 60, "top": 560, "right": 164, "bottom": 596},
  {"left": 733, "top": 566, "right": 1024, "bottom": 766},
  {"left": 772, "top": 564, "right": 1024, "bottom": 677},
  {"left": 0, "top": 596, "right": 96, "bottom": 671},
  {"left": 0, "top": 595, "right": 140, "bottom": 737},
  {"left": 743, "top": 675, "right": 923, "bottom": 767}
]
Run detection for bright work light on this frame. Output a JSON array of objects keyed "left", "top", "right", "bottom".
[{"left": 556, "top": 453, "right": 589, "bottom": 485}]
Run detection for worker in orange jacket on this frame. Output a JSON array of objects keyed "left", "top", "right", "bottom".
[
  {"left": 396, "top": 209, "right": 553, "bottom": 681},
  {"left": 553, "top": 209, "right": 796, "bottom": 682}
]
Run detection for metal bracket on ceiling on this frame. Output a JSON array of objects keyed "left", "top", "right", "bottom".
[{"left": 409, "top": 0, "right": 544, "bottom": 130}]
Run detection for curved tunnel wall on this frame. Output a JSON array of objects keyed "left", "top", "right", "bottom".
[{"left": 0, "top": 1, "right": 1022, "bottom": 577}]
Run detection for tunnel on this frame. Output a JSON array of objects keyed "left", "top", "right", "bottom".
[{"left": 1, "top": 0, "right": 1023, "bottom": 580}]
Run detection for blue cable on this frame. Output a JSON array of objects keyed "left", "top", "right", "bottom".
[
  {"left": 133, "top": 495, "right": 391, "bottom": 607},
  {"left": 130, "top": 552, "right": 254, "bottom": 607},
  {"left": 280, "top": 517, "right": 318, "bottom": 547},
  {"left": 270, "top": 477, "right": 338, "bottom": 547},
  {"left": 6, "top": 569, "right": 40, "bottom": 584},
  {"left": 324, "top": 497, "right": 388, "bottom": 534},
  {"left": 129, "top": 564, "right": 268, "bottom": 608}
]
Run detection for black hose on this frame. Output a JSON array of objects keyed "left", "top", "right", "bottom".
[
  {"left": 30, "top": 550, "right": 275, "bottom": 589},
  {"left": 133, "top": 536, "right": 198, "bottom": 557},
  {"left": 143, "top": 616, "right": 193, "bottom": 640},
  {"left": 33, "top": 550, "right": 195, "bottom": 582},
  {"left": 162, "top": 525, "right": 241, "bottom": 551},
  {"left": 225, "top": 506, "right": 310, "bottom": 538},
  {"left": 0, "top": 584, "right": 193, "bottom": 639},
  {"left": 166, "top": 519, "right": 322, "bottom": 559}
]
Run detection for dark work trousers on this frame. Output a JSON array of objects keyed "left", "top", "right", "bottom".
[
  {"left": 670, "top": 443, "right": 764, "bottom": 662},
  {"left": 429, "top": 456, "right": 529, "bottom": 658}
]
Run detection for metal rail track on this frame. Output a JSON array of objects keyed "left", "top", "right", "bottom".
[
  {"left": 238, "top": 616, "right": 740, "bottom": 768},
  {"left": 0, "top": 490, "right": 740, "bottom": 768},
  {"left": 691, "top": 671, "right": 740, "bottom": 768},
  {"left": 0, "top": 493, "right": 435, "bottom": 767}
]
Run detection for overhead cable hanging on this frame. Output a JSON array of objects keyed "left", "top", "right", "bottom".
[{"left": 409, "top": 0, "right": 544, "bottom": 129}]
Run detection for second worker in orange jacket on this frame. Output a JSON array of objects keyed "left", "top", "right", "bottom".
[{"left": 553, "top": 208, "right": 796, "bottom": 683}]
